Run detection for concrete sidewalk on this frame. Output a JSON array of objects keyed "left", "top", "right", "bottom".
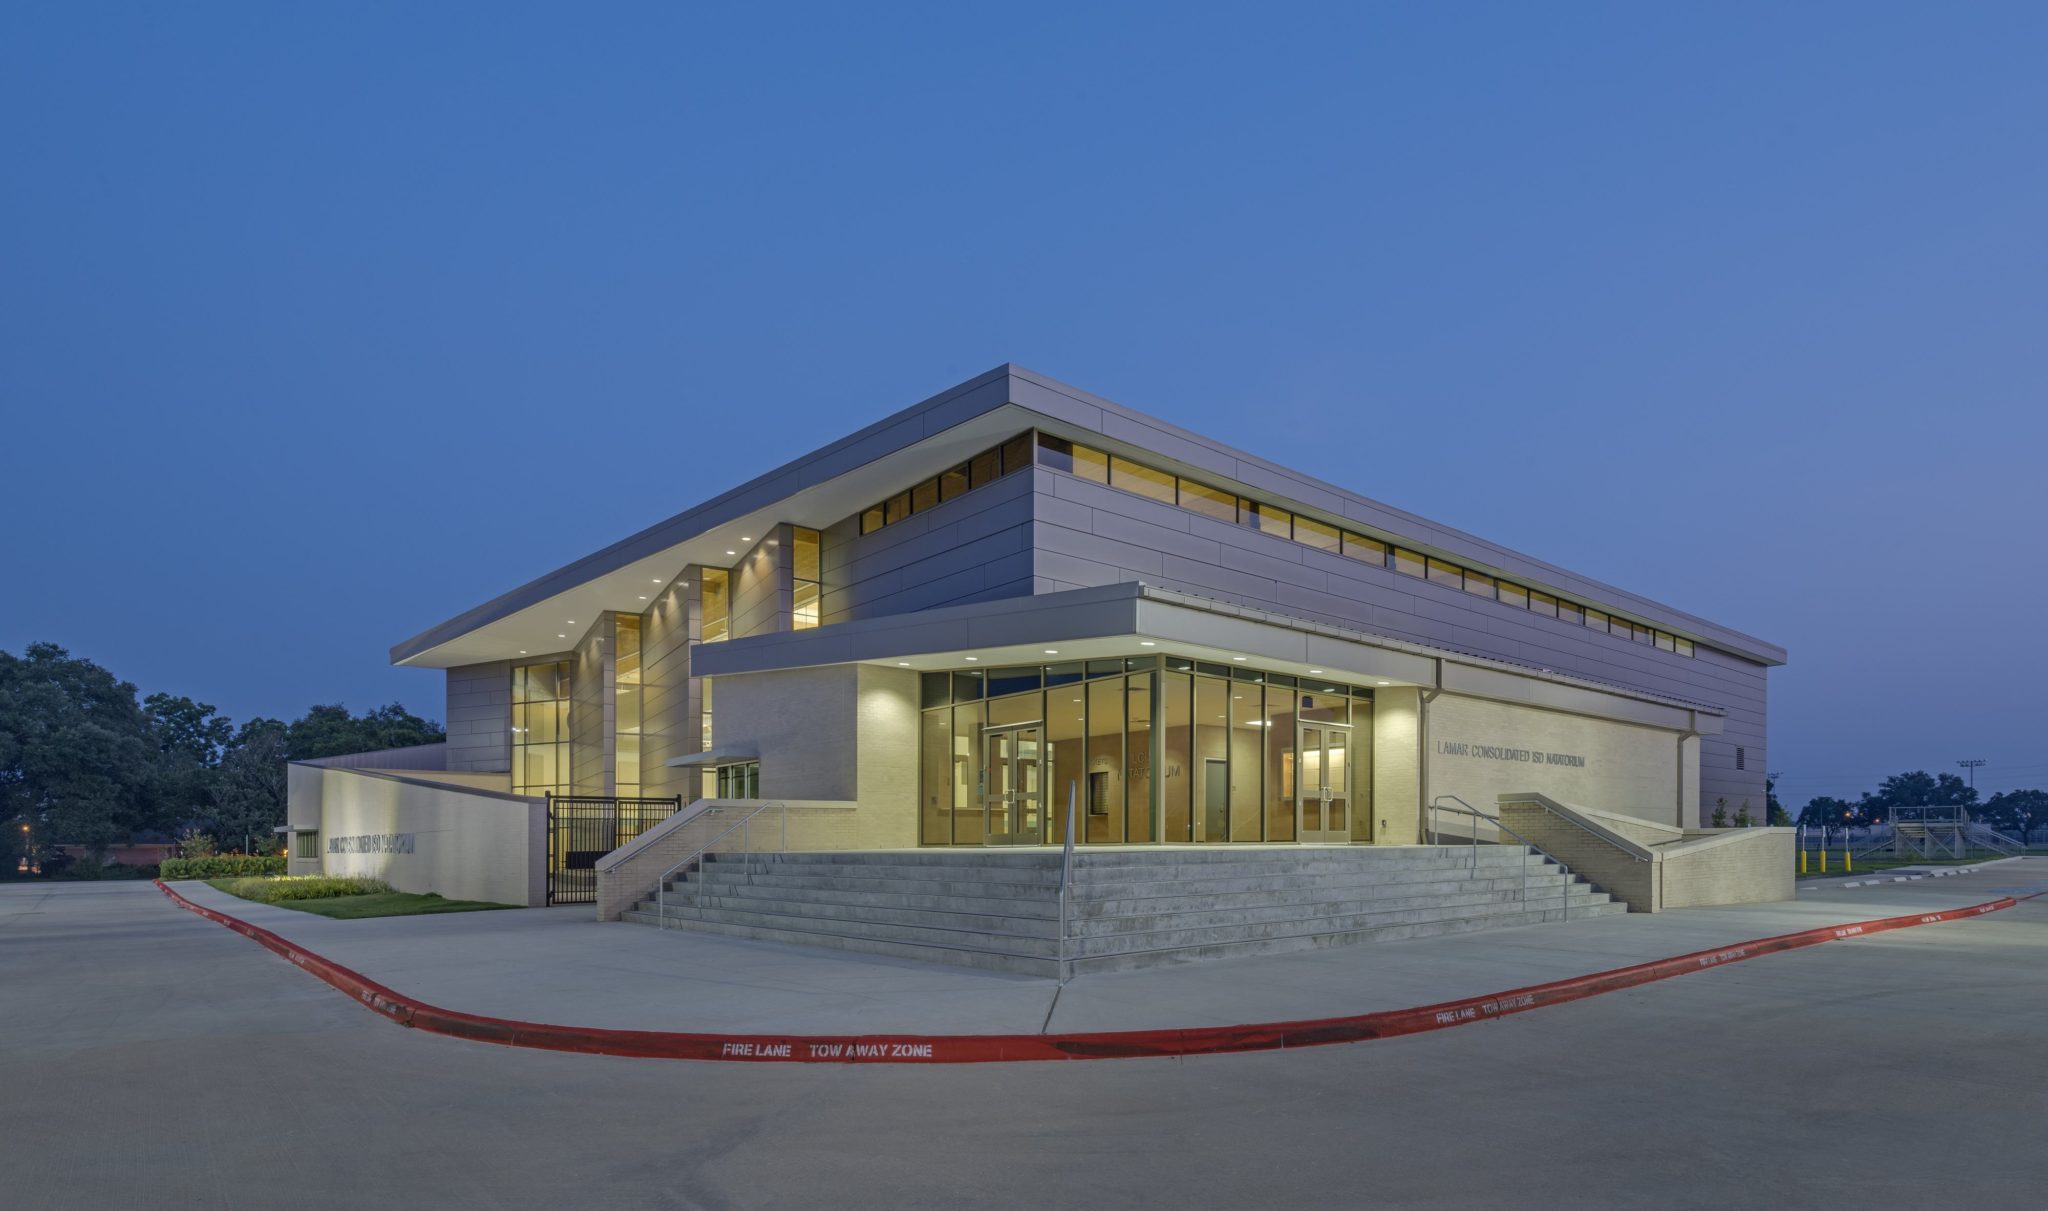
[{"left": 162, "top": 859, "right": 2045, "bottom": 1037}]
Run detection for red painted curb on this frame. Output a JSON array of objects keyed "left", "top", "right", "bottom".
[{"left": 154, "top": 880, "right": 2020, "bottom": 1064}]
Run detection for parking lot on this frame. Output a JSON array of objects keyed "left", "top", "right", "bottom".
[{"left": 4, "top": 867, "right": 2044, "bottom": 1210}]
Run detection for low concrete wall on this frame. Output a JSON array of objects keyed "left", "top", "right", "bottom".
[
  {"left": 289, "top": 763, "right": 545, "bottom": 906},
  {"left": 1498, "top": 793, "right": 1793, "bottom": 912},
  {"left": 593, "top": 799, "right": 861, "bottom": 921}
]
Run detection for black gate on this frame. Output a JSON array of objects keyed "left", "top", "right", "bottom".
[{"left": 546, "top": 794, "right": 683, "bottom": 905}]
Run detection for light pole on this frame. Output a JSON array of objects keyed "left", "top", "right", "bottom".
[{"left": 1956, "top": 758, "right": 1986, "bottom": 793}]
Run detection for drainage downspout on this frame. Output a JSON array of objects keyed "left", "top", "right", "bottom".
[{"left": 1418, "top": 659, "right": 1443, "bottom": 843}]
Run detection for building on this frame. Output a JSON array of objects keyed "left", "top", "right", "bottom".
[{"left": 287, "top": 365, "right": 1785, "bottom": 911}]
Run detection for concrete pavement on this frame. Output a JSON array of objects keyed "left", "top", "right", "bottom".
[
  {"left": 3, "top": 868, "right": 2045, "bottom": 1210},
  {"left": 159, "top": 860, "right": 2040, "bottom": 1036}
]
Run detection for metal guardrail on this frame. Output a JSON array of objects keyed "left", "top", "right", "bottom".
[
  {"left": 653, "top": 801, "right": 788, "bottom": 926},
  {"left": 1426, "top": 796, "right": 1582, "bottom": 921}
]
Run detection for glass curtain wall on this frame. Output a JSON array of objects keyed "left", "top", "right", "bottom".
[
  {"left": 792, "top": 528, "right": 821, "bottom": 629},
  {"left": 918, "top": 656, "right": 1369, "bottom": 846},
  {"left": 511, "top": 659, "right": 571, "bottom": 796},
  {"left": 614, "top": 615, "right": 642, "bottom": 798}
]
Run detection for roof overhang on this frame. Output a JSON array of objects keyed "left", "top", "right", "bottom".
[{"left": 689, "top": 582, "right": 1726, "bottom": 736}]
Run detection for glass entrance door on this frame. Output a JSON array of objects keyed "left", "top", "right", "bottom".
[
  {"left": 982, "top": 724, "right": 1045, "bottom": 846},
  {"left": 1297, "top": 724, "right": 1351, "bottom": 844}
]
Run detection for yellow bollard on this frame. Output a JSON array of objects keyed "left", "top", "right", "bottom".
[
  {"left": 1800, "top": 849, "right": 1808, "bottom": 875},
  {"left": 1820, "top": 848, "right": 1827, "bottom": 874},
  {"left": 1845, "top": 849, "right": 1852, "bottom": 873}
]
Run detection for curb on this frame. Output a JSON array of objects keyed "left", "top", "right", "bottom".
[{"left": 154, "top": 880, "right": 2019, "bottom": 1065}]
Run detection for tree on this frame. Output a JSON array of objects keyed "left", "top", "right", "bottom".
[
  {"left": 0, "top": 644, "right": 170, "bottom": 860},
  {"left": 1797, "top": 795, "right": 1855, "bottom": 828},
  {"left": 144, "top": 693, "right": 231, "bottom": 833},
  {"left": 287, "top": 703, "right": 444, "bottom": 761},
  {"left": 1856, "top": 770, "right": 1978, "bottom": 823},
  {"left": 1980, "top": 789, "right": 2047, "bottom": 839},
  {"left": 212, "top": 718, "right": 290, "bottom": 853}
]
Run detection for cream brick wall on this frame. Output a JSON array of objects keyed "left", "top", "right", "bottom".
[
  {"left": 593, "top": 800, "right": 862, "bottom": 920},
  {"left": 298, "top": 766, "right": 545, "bottom": 906},
  {"left": 1660, "top": 830, "right": 1795, "bottom": 909},
  {"left": 1499, "top": 795, "right": 1792, "bottom": 912},
  {"left": 1429, "top": 694, "right": 1688, "bottom": 829},
  {"left": 1373, "top": 688, "right": 1423, "bottom": 844}
]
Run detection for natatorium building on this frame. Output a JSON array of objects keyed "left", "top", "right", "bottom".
[{"left": 286, "top": 365, "right": 1785, "bottom": 911}]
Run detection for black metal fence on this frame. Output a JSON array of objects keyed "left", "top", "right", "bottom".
[{"left": 546, "top": 794, "right": 683, "bottom": 905}]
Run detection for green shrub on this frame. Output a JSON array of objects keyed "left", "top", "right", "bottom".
[
  {"left": 160, "top": 855, "right": 287, "bottom": 880},
  {"left": 213, "top": 875, "right": 392, "bottom": 904}
]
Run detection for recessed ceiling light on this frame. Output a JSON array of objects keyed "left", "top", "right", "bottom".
[
  {"left": 1309, "top": 669, "right": 1322, "bottom": 674},
  {"left": 726, "top": 550, "right": 736, "bottom": 557},
  {"left": 1044, "top": 649, "right": 1059, "bottom": 655},
  {"left": 519, "top": 650, "right": 528, "bottom": 654},
  {"left": 897, "top": 662, "right": 910, "bottom": 666},
  {"left": 1139, "top": 641, "right": 1155, "bottom": 646},
  {"left": 652, "top": 578, "right": 662, "bottom": 584},
  {"left": 638, "top": 595, "right": 647, "bottom": 600},
  {"left": 558, "top": 634, "right": 566, "bottom": 639},
  {"left": 963, "top": 656, "right": 979, "bottom": 662},
  {"left": 1377, "top": 681, "right": 1391, "bottom": 686},
  {"left": 1232, "top": 656, "right": 1247, "bottom": 662},
  {"left": 740, "top": 536, "right": 752, "bottom": 542},
  {"left": 567, "top": 620, "right": 576, "bottom": 625}
]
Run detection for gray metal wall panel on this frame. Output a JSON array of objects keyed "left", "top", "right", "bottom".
[{"left": 445, "top": 662, "right": 511, "bottom": 773}]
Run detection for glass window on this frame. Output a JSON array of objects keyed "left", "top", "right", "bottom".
[
  {"left": 986, "top": 666, "right": 1041, "bottom": 697},
  {"left": 1036, "top": 432, "right": 1076, "bottom": 473},
  {"left": 1111, "top": 456, "right": 1176, "bottom": 504},
  {"left": 1177, "top": 479, "right": 1236, "bottom": 523},
  {"left": 1194, "top": 676, "right": 1230, "bottom": 842},
  {"left": 1655, "top": 630, "right": 1677, "bottom": 652},
  {"left": 1634, "top": 623, "right": 1655, "bottom": 645},
  {"left": 1043, "top": 661, "right": 1084, "bottom": 688},
  {"left": 1086, "top": 659, "right": 1126, "bottom": 679},
  {"left": 1161, "top": 670, "right": 1192, "bottom": 843},
  {"left": 1049, "top": 684, "right": 1084, "bottom": 845},
  {"left": 951, "top": 701, "right": 984, "bottom": 844},
  {"left": 292, "top": 830, "right": 318, "bottom": 860},
  {"left": 614, "top": 616, "right": 642, "bottom": 797},
  {"left": 1341, "top": 532, "right": 1387, "bottom": 566},
  {"left": 1229, "top": 682, "right": 1263, "bottom": 841},
  {"left": 1609, "top": 617, "right": 1633, "bottom": 640},
  {"left": 911, "top": 477, "right": 939, "bottom": 514},
  {"left": 921, "top": 709, "right": 952, "bottom": 844},
  {"left": 510, "top": 658, "right": 572, "bottom": 797},
  {"left": 1126, "top": 671, "right": 1154, "bottom": 844},
  {"left": 1294, "top": 516, "right": 1339, "bottom": 553},
  {"left": 1427, "top": 558, "right": 1462, "bottom": 590},
  {"left": 969, "top": 446, "right": 1001, "bottom": 488},
  {"left": 791, "top": 527, "right": 821, "bottom": 631},
  {"left": 883, "top": 491, "right": 912, "bottom": 525},
  {"left": 1086, "top": 678, "right": 1126, "bottom": 842},
  {"left": 921, "top": 673, "right": 952, "bottom": 710},
  {"left": 1584, "top": 607, "right": 1609, "bottom": 632},
  {"left": 1264, "top": 685, "right": 1294, "bottom": 842},
  {"left": 988, "top": 691, "right": 1038, "bottom": 727},
  {"left": 1000, "top": 434, "right": 1033, "bottom": 476},
  {"left": 939, "top": 464, "right": 969, "bottom": 501},
  {"left": 1393, "top": 548, "right": 1426, "bottom": 578},
  {"left": 700, "top": 569, "right": 730, "bottom": 644},
  {"left": 952, "top": 670, "right": 984, "bottom": 702},
  {"left": 1557, "top": 600, "right": 1584, "bottom": 625},
  {"left": 1071, "top": 443, "right": 1109, "bottom": 484},
  {"left": 1529, "top": 590, "right": 1558, "bottom": 617},
  {"left": 1497, "top": 581, "right": 1529, "bottom": 609},
  {"left": 860, "top": 506, "right": 884, "bottom": 534},
  {"left": 1241, "top": 499, "right": 1292, "bottom": 539},
  {"left": 1462, "top": 570, "right": 1496, "bottom": 598},
  {"left": 1676, "top": 637, "right": 1695, "bottom": 658}
]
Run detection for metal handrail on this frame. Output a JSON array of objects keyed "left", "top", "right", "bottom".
[
  {"left": 1057, "top": 783, "right": 1077, "bottom": 985},
  {"left": 1427, "top": 796, "right": 1582, "bottom": 921},
  {"left": 654, "top": 801, "right": 788, "bottom": 927},
  {"left": 1482, "top": 794, "right": 1654, "bottom": 863}
]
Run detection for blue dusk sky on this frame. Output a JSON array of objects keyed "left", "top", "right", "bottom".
[{"left": 2, "top": 3, "right": 2043, "bottom": 806}]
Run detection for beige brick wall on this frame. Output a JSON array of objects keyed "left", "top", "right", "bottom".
[
  {"left": 594, "top": 801, "right": 864, "bottom": 920},
  {"left": 1499, "top": 800, "right": 1658, "bottom": 910},
  {"left": 1661, "top": 830, "right": 1795, "bottom": 909},
  {"left": 1373, "top": 688, "right": 1423, "bottom": 844},
  {"left": 1430, "top": 693, "right": 1689, "bottom": 829}
]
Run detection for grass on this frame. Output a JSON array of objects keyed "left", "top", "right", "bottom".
[{"left": 206, "top": 876, "right": 517, "bottom": 918}]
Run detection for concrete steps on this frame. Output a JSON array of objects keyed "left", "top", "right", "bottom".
[{"left": 620, "top": 846, "right": 1626, "bottom": 978}]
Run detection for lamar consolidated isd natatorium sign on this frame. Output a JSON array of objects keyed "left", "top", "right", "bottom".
[{"left": 1434, "top": 740, "right": 1588, "bottom": 768}]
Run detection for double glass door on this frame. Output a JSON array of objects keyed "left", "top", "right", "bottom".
[
  {"left": 981, "top": 724, "right": 1045, "bottom": 846},
  {"left": 1297, "top": 724, "right": 1351, "bottom": 843}
]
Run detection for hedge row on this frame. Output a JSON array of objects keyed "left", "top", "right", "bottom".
[
  {"left": 213, "top": 875, "right": 391, "bottom": 904},
  {"left": 160, "top": 855, "right": 287, "bottom": 880}
]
